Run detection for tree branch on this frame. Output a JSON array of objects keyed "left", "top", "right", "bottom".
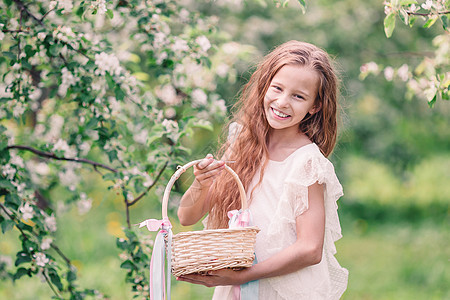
[
  {"left": 407, "top": 10, "right": 450, "bottom": 16},
  {"left": 12, "top": 0, "right": 45, "bottom": 26},
  {"left": 42, "top": 270, "right": 62, "bottom": 298},
  {"left": 7, "top": 145, "right": 118, "bottom": 173},
  {"left": 128, "top": 161, "right": 169, "bottom": 207},
  {"left": 40, "top": 9, "right": 55, "bottom": 22}
]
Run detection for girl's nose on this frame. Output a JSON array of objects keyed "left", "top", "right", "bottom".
[{"left": 276, "top": 93, "right": 290, "bottom": 107}]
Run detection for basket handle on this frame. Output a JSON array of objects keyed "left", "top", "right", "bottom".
[{"left": 161, "top": 159, "right": 247, "bottom": 219}]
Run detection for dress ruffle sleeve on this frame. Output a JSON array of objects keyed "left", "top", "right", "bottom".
[{"left": 260, "top": 146, "right": 348, "bottom": 299}]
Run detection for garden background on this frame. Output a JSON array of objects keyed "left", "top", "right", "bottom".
[{"left": 0, "top": 0, "right": 449, "bottom": 299}]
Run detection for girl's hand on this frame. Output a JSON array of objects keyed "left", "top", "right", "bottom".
[
  {"left": 176, "top": 268, "right": 247, "bottom": 287},
  {"left": 192, "top": 154, "right": 225, "bottom": 189}
]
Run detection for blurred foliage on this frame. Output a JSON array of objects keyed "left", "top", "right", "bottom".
[{"left": 0, "top": 0, "right": 449, "bottom": 299}]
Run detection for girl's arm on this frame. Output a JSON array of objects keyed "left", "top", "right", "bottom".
[
  {"left": 177, "top": 182, "right": 325, "bottom": 286},
  {"left": 177, "top": 154, "right": 225, "bottom": 226}
]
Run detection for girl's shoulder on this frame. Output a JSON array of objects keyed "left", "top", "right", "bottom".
[{"left": 275, "top": 143, "right": 339, "bottom": 184}]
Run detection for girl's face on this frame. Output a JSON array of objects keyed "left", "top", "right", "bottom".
[{"left": 264, "top": 64, "right": 320, "bottom": 135}]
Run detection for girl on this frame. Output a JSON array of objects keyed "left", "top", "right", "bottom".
[{"left": 177, "top": 40, "right": 348, "bottom": 299}]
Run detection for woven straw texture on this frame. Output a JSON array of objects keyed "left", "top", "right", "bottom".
[
  {"left": 171, "top": 226, "right": 259, "bottom": 276},
  {"left": 162, "top": 159, "right": 259, "bottom": 277}
]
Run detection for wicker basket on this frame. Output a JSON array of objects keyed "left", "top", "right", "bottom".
[{"left": 161, "top": 159, "right": 259, "bottom": 277}]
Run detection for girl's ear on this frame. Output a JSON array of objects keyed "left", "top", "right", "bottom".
[{"left": 308, "top": 102, "right": 322, "bottom": 115}]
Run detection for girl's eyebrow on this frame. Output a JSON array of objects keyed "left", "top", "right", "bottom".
[{"left": 271, "top": 80, "right": 311, "bottom": 98}]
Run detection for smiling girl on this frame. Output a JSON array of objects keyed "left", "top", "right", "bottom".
[{"left": 177, "top": 41, "right": 348, "bottom": 299}]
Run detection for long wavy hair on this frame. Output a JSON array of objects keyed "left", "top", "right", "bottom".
[{"left": 207, "top": 40, "right": 340, "bottom": 229}]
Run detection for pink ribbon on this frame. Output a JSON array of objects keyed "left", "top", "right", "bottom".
[
  {"left": 139, "top": 217, "right": 171, "bottom": 232},
  {"left": 139, "top": 218, "right": 172, "bottom": 300},
  {"left": 227, "top": 209, "right": 251, "bottom": 228}
]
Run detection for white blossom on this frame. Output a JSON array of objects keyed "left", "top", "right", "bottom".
[
  {"left": 196, "top": 35, "right": 211, "bottom": 52},
  {"left": 77, "top": 193, "right": 92, "bottom": 215},
  {"left": 211, "top": 99, "right": 227, "bottom": 114},
  {"left": 126, "top": 191, "right": 134, "bottom": 201},
  {"left": 10, "top": 153, "right": 24, "bottom": 168},
  {"left": 216, "top": 63, "right": 230, "bottom": 78},
  {"left": 153, "top": 32, "right": 167, "bottom": 49},
  {"left": 0, "top": 255, "right": 13, "bottom": 267},
  {"left": 41, "top": 238, "right": 52, "bottom": 250},
  {"left": 0, "top": 24, "right": 4, "bottom": 41},
  {"left": 397, "top": 64, "right": 409, "bottom": 82},
  {"left": 20, "top": 203, "right": 34, "bottom": 220},
  {"left": 94, "top": 52, "right": 122, "bottom": 76},
  {"left": 384, "top": 66, "right": 394, "bottom": 81},
  {"left": 59, "top": 167, "right": 79, "bottom": 187},
  {"left": 164, "top": 107, "right": 176, "bottom": 118},
  {"left": 155, "top": 84, "right": 180, "bottom": 105},
  {"left": 162, "top": 119, "right": 179, "bottom": 133},
  {"left": 49, "top": 1, "right": 58, "bottom": 10},
  {"left": 34, "top": 253, "right": 50, "bottom": 267},
  {"left": 53, "top": 139, "right": 71, "bottom": 154},
  {"left": 13, "top": 102, "right": 26, "bottom": 118},
  {"left": 91, "top": 0, "right": 107, "bottom": 14},
  {"left": 408, "top": 4, "right": 419, "bottom": 13},
  {"left": 179, "top": 9, "right": 190, "bottom": 22},
  {"left": 53, "top": 25, "right": 76, "bottom": 43},
  {"left": 37, "top": 32, "right": 46, "bottom": 41},
  {"left": 44, "top": 214, "right": 57, "bottom": 232},
  {"left": 133, "top": 129, "right": 148, "bottom": 145},
  {"left": 171, "top": 38, "right": 189, "bottom": 53},
  {"left": 79, "top": 141, "right": 91, "bottom": 156},
  {"left": 421, "top": 0, "right": 433, "bottom": 10},
  {"left": 156, "top": 51, "right": 168, "bottom": 65},
  {"left": 59, "top": 67, "right": 79, "bottom": 97},
  {"left": 360, "top": 61, "right": 379, "bottom": 74},
  {"left": 2, "top": 164, "right": 16, "bottom": 180},
  {"left": 191, "top": 89, "right": 208, "bottom": 107}
]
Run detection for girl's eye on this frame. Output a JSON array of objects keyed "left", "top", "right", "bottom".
[
  {"left": 294, "top": 94, "right": 304, "bottom": 100},
  {"left": 271, "top": 85, "right": 282, "bottom": 91}
]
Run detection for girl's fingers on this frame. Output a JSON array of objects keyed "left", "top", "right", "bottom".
[{"left": 196, "top": 154, "right": 214, "bottom": 169}]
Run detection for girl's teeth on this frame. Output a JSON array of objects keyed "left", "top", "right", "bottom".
[{"left": 273, "top": 108, "right": 289, "bottom": 118}]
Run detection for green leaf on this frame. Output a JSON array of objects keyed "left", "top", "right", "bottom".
[
  {"left": 107, "top": 150, "right": 118, "bottom": 162},
  {"left": 116, "top": 238, "right": 128, "bottom": 250},
  {"left": 106, "top": 9, "right": 113, "bottom": 19},
  {"left": 423, "top": 16, "right": 438, "bottom": 28},
  {"left": 441, "top": 15, "right": 448, "bottom": 31},
  {"left": 13, "top": 267, "right": 30, "bottom": 280},
  {"left": 3, "top": 51, "right": 16, "bottom": 60},
  {"left": 297, "top": 0, "right": 307, "bottom": 14},
  {"left": 114, "top": 85, "right": 125, "bottom": 101},
  {"left": 399, "top": 0, "right": 417, "bottom": 5},
  {"left": 409, "top": 16, "right": 417, "bottom": 27},
  {"left": 5, "top": 193, "right": 20, "bottom": 210},
  {"left": 105, "top": 72, "right": 115, "bottom": 89},
  {"left": 399, "top": 9, "right": 409, "bottom": 25},
  {"left": 48, "top": 268, "right": 63, "bottom": 291},
  {"left": 0, "top": 179, "right": 15, "bottom": 191},
  {"left": 1, "top": 219, "right": 15, "bottom": 233},
  {"left": 428, "top": 95, "right": 437, "bottom": 108},
  {"left": 15, "top": 252, "right": 31, "bottom": 266},
  {"left": 120, "top": 260, "right": 135, "bottom": 270},
  {"left": 66, "top": 269, "right": 77, "bottom": 282},
  {"left": 384, "top": 13, "right": 396, "bottom": 38},
  {"left": 49, "top": 44, "right": 62, "bottom": 57}
]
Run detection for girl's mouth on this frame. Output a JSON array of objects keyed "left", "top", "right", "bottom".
[{"left": 271, "top": 107, "right": 290, "bottom": 119}]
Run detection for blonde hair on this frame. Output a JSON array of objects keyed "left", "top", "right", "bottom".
[{"left": 208, "top": 40, "right": 339, "bottom": 229}]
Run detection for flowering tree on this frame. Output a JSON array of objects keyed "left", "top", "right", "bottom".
[
  {"left": 361, "top": 0, "right": 449, "bottom": 107},
  {"left": 0, "top": 0, "right": 247, "bottom": 298}
]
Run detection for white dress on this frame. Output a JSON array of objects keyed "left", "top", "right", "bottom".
[{"left": 212, "top": 142, "right": 348, "bottom": 300}]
